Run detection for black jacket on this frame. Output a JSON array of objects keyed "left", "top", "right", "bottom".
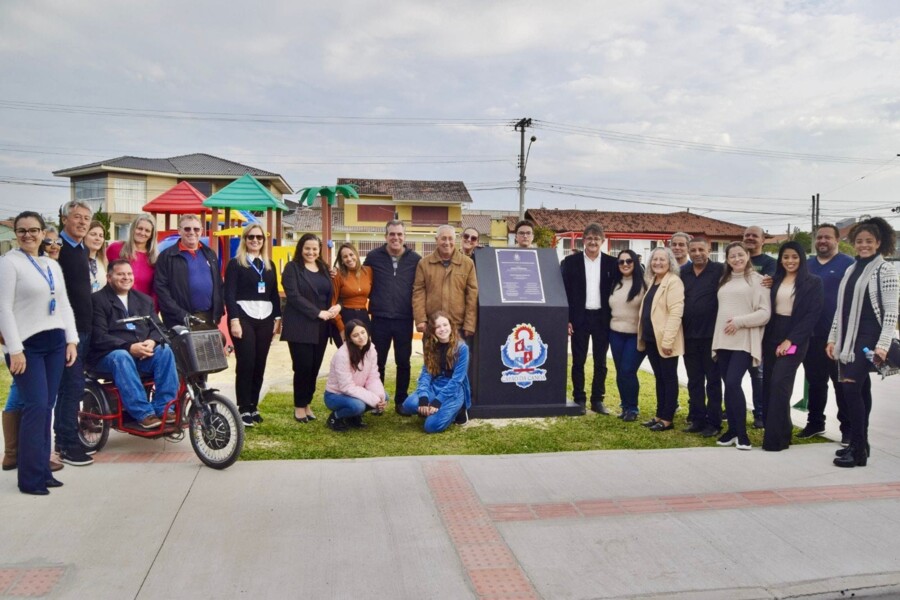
[
  {"left": 58, "top": 236, "right": 93, "bottom": 333},
  {"left": 154, "top": 242, "right": 224, "bottom": 329},
  {"left": 363, "top": 244, "right": 421, "bottom": 320},
  {"left": 280, "top": 261, "right": 334, "bottom": 344},
  {"left": 764, "top": 274, "right": 824, "bottom": 348},
  {"left": 560, "top": 250, "right": 618, "bottom": 328},
  {"left": 88, "top": 286, "right": 164, "bottom": 368}
]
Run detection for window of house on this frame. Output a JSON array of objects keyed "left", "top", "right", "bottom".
[
  {"left": 608, "top": 239, "right": 630, "bottom": 254},
  {"left": 184, "top": 180, "right": 213, "bottom": 197},
  {"left": 710, "top": 241, "right": 723, "bottom": 263},
  {"left": 357, "top": 205, "right": 396, "bottom": 223},
  {"left": 74, "top": 177, "right": 106, "bottom": 214},
  {"left": 112, "top": 177, "right": 147, "bottom": 214},
  {"left": 411, "top": 206, "right": 448, "bottom": 226}
]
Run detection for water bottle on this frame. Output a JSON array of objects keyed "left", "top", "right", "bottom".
[{"left": 863, "top": 347, "right": 887, "bottom": 378}]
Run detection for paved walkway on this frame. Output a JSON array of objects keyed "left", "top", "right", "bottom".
[{"left": 1, "top": 348, "right": 899, "bottom": 599}]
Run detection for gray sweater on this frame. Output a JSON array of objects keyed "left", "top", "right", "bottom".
[{"left": 712, "top": 271, "right": 771, "bottom": 366}]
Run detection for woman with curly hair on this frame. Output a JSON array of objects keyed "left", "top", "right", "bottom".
[
  {"left": 400, "top": 311, "right": 471, "bottom": 433},
  {"left": 827, "top": 217, "right": 898, "bottom": 467}
]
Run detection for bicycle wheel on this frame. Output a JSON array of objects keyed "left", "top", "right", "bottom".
[
  {"left": 188, "top": 393, "right": 243, "bottom": 469},
  {"left": 78, "top": 385, "right": 110, "bottom": 453}
]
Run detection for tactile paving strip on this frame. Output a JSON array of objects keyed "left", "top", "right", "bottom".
[
  {"left": 0, "top": 567, "right": 66, "bottom": 597},
  {"left": 424, "top": 461, "right": 540, "bottom": 600},
  {"left": 485, "top": 481, "right": 900, "bottom": 522}
]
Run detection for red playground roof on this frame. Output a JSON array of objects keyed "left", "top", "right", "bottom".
[{"left": 143, "top": 181, "right": 208, "bottom": 214}]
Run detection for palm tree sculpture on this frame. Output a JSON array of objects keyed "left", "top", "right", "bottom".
[{"left": 298, "top": 184, "right": 359, "bottom": 264}]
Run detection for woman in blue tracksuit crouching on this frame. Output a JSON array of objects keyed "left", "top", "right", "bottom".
[{"left": 400, "top": 311, "right": 470, "bottom": 433}]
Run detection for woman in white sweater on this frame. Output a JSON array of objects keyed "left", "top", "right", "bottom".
[
  {"left": 712, "top": 242, "right": 771, "bottom": 451},
  {"left": 323, "top": 319, "right": 387, "bottom": 432},
  {"left": 0, "top": 212, "right": 78, "bottom": 495},
  {"left": 608, "top": 250, "right": 647, "bottom": 421}
]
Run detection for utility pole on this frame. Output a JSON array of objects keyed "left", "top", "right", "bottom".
[{"left": 515, "top": 118, "right": 534, "bottom": 221}]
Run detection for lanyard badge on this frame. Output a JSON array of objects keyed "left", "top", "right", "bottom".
[{"left": 21, "top": 250, "right": 56, "bottom": 315}]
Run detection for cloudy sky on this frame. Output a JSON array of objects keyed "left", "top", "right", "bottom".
[{"left": 2, "top": 0, "right": 898, "bottom": 232}]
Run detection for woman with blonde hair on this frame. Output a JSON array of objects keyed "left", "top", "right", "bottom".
[
  {"left": 106, "top": 213, "right": 158, "bottom": 299},
  {"left": 224, "top": 224, "right": 282, "bottom": 427},
  {"left": 331, "top": 242, "right": 373, "bottom": 347},
  {"left": 637, "top": 247, "right": 684, "bottom": 432},
  {"left": 399, "top": 311, "right": 471, "bottom": 432},
  {"left": 713, "top": 242, "right": 771, "bottom": 451},
  {"left": 85, "top": 220, "right": 108, "bottom": 292}
]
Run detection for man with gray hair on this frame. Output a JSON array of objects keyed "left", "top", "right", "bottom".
[
  {"left": 669, "top": 232, "right": 691, "bottom": 267},
  {"left": 560, "top": 222, "right": 618, "bottom": 414},
  {"left": 412, "top": 224, "right": 478, "bottom": 338},
  {"left": 54, "top": 199, "right": 96, "bottom": 466}
]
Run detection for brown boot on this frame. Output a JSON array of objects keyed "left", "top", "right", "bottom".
[{"left": 2, "top": 410, "right": 20, "bottom": 471}]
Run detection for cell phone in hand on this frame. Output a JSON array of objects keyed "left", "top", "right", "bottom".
[{"left": 785, "top": 344, "right": 797, "bottom": 355}]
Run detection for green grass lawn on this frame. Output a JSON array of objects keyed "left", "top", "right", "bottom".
[
  {"left": 239, "top": 356, "right": 825, "bottom": 460},
  {"left": 0, "top": 356, "right": 825, "bottom": 460}
]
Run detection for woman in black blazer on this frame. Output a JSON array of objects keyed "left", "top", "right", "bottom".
[
  {"left": 281, "top": 233, "right": 340, "bottom": 423},
  {"left": 762, "top": 241, "right": 823, "bottom": 451}
]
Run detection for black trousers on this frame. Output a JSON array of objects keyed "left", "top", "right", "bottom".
[
  {"left": 718, "top": 349, "right": 751, "bottom": 438},
  {"left": 683, "top": 337, "right": 722, "bottom": 430},
  {"left": 371, "top": 317, "right": 413, "bottom": 404},
  {"left": 570, "top": 310, "right": 609, "bottom": 407},
  {"left": 803, "top": 337, "right": 852, "bottom": 434},
  {"left": 839, "top": 341, "right": 877, "bottom": 451},
  {"left": 761, "top": 316, "right": 807, "bottom": 451},
  {"left": 288, "top": 341, "right": 327, "bottom": 408},
  {"left": 232, "top": 315, "right": 275, "bottom": 414},
  {"left": 644, "top": 339, "right": 679, "bottom": 421}
]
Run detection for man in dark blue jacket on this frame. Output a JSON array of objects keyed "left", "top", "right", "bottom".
[
  {"left": 90, "top": 260, "right": 179, "bottom": 429},
  {"left": 364, "top": 220, "right": 422, "bottom": 412}
]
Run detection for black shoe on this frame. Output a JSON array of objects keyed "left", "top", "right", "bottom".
[
  {"left": 591, "top": 402, "right": 611, "bottom": 415},
  {"left": 683, "top": 422, "right": 706, "bottom": 434},
  {"left": 347, "top": 415, "right": 367, "bottom": 429},
  {"left": 454, "top": 407, "right": 469, "bottom": 425},
  {"left": 641, "top": 418, "right": 659, "bottom": 427},
  {"left": 736, "top": 435, "right": 752, "bottom": 451},
  {"left": 294, "top": 415, "right": 308, "bottom": 423},
  {"left": 241, "top": 413, "right": 255, "bottom": 428},
  {"left": 752, "top": 417, "right": 765, "bottom": 429},
  {"left": 59, "top": 448, "right": 93, "bottom": 467},
  {"left": 20, "top": 487, "right": 49, "bottom": 496},
  {"left": 649, "top": 421, "right": 673, "bottom": 432},
  {"left": 835, "top": 443, "right": 870, "bottom": 458},
  {"left": 834, "top": 446, "right": 867, "bottom": 467},
  {"left": 701, "top": 426, "right": 722, "bottom": 438},
  {"left": 796, "top": 425, "right": 825, "bottom": 439},
  {"left": 622, "top": 412, "right": 638, "bottom": 423},
  {"left": 251, "top": 411, "right": 263, "bottom": 424},
  {"left": 716, "top": 431, "right": 737, "bottom": 446},
  {"left": 326, "top": 412, "right": 349, "bottom": 432},
  {"left": 45, "top": 477, "right": 63, "bottom": 488},
  {"left": 306, "top": 413, "right": 317, "bottom": 422}
]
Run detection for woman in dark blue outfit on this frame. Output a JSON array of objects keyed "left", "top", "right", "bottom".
[
  {"left": 761, "top": 241, "right": 823, "bottom": 451},
  {"left": 281, "top": 233, "right": 340, "bottom": 423},
  {"left": 0, "top": 212, "right": 78, "bottom": 495}
]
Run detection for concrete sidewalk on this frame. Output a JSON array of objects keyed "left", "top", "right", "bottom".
[{"left": 1, "top": 365, "right": 899, "bottom": 598}]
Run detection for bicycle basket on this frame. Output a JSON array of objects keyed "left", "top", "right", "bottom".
[{"left": 171, "top": 329, "right": 228, "bottom": 376}]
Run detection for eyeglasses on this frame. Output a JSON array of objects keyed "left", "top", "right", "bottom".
[
  {"left": 516, "top": 231, "right": 533, "bottom": 237},
  {"left": 246, "top": 234, "right": 265, "bottom": 241},
  {"left": 15, "top": 228, "right": 42, "bottom": 236},
  {"left": 42, "top": 239, "right": 64, "bottom": 247},
  {"left": 182, "top": 227, "right": 202, "bottom": 233},
  {"left": 462, "top": 234, "right": 478, "bottom": 241},
  {"left": 618, "top": 259, "right": 634, "bottom": 265},
  {"left": 584, "top": 237, "right": 602, "bottom": 242}
]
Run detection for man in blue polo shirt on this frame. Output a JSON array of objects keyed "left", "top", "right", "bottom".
[
  {"left": 799, "top": 223, "right": 856, "bottom": 442},
  {"left": 154, "top": 214, "right": 224, "bottom": 331}
]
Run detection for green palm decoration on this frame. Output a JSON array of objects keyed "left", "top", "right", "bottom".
[{"left": 298, "top": 184, "right": 359, "bottom": 263}]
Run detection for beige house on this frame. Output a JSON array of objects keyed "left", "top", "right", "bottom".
[{"left": 53, "top": 153, "right": 292, "bottom": 239}]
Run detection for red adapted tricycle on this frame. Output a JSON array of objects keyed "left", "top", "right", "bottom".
[{"left": 77, "top": 316, "right": 244, "bottom": 469}]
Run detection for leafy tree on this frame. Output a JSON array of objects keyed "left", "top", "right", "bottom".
[{"left": 533, "top": 224, "right": 555, "bottom": 248}]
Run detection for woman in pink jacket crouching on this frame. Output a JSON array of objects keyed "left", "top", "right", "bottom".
[{"left": 323, "top": 319, "right": 387, "bottom": 432}]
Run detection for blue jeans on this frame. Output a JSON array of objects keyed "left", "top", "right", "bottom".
[
  {"left": 3, "top": 380, "right": 23, "bottom": 412},
  {"left": 401, "top": 393, "right": 464, "bottom": 434},
  {"left": 7, "top": 329, "right": 66, "bottom": 493},
  {"left": 96, "top": 346, "right": 179, "bottom": 421},
  {"left": 54, "top": 331, "right": 89, "bottom": 451},
  {"left": 324, "top": 391, "right": 369, "bottom": 419},
  {"left": 608, "top": 331, "right": 644, "bottom": 414}
]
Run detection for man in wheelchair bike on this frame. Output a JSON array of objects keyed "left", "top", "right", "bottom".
[{"left": 87, "top": 259, "right": 179, "bottom": 429}]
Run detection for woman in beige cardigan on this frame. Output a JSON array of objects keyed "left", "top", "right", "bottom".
[
  {"left": 637, "top": 247, "right": 684, "bottom": 431},
  {"left": 712, "top": 242, "right": 771, "bottom": 451}
]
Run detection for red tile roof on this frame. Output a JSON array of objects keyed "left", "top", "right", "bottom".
[{"left": 527, "top": 209, "right": 746, "bottom": 238}]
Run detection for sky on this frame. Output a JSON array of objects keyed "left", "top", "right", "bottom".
[{"left": 1, "top": 0, "right": 899, "bottom": 233}]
